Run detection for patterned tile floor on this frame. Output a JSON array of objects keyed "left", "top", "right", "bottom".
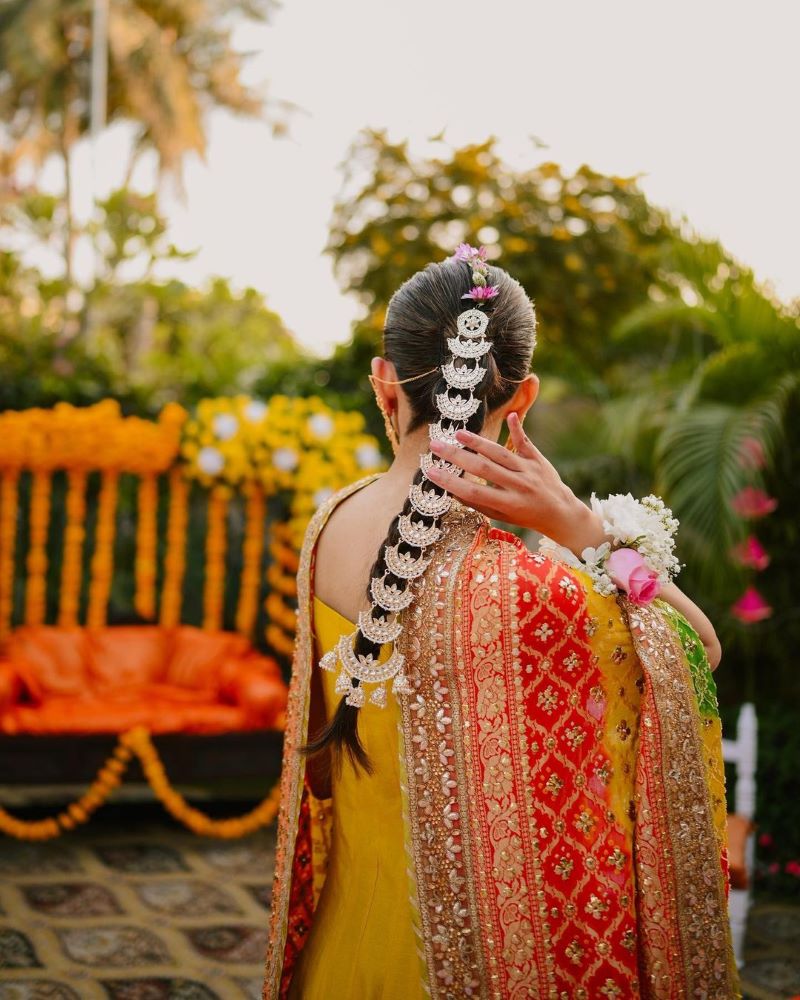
[
  {"left": 0, "top": 807, "right": 798, "bottom": 999},
  {"left": 0, "top": 807, "right": 274, "bottom": 1000}
]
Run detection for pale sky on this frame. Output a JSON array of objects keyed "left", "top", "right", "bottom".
[{"left": 58, "top": 0, "right": 800, "bottom": 353}]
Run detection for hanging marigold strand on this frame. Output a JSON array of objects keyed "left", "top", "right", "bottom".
[
  {"left": 87, "top": 470, "right": 119, "bottom": 629},
  {"left": 203, "top": 485, "right": 229, "bottom": 631},
  {"left": 134, "top": 472, "right": 159, "bottom": 621},
  {"left": 235, "top": 483, "right": 266, "bottom": 637},
  {"left": 160, "top": 467, "right": 189, "bottom": 628},
  {"left": 265, "top": 521, "right": 299, "bottom": 656},
  {"left": 0, "top": 470, "right": 19, "bottom": 641},
  {"left": 0, "top": 728, "right": 281, "bottom": 841},
  {"left": 25, "top": 469, "right": 52, "bottom": 626},
  {"left": 59, "top": 468, "right": 87, "bottom": 627}
]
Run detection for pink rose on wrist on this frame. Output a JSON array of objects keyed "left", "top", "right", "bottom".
[{"left": 605, "top": 547, "right": 661, "bottom": 604}]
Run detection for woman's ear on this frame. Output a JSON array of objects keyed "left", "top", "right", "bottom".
[
  {"left": 370, "top": 356, "right": 400, "bottom": 420},
  {"left": 502, "top": 373, "right": 539, "bottom": 424}
]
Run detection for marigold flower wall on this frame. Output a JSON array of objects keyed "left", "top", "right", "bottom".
[{"left": 0, "top": 397, "right": 384, "bottom": 658}]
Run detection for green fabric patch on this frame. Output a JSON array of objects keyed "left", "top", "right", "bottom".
[{"left": 658, "top": 602, "right": 720, "bottom": 719}]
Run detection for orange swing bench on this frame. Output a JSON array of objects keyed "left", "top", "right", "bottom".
[{"left": 0, "top": 401, "right": 288, "bottom": 791}]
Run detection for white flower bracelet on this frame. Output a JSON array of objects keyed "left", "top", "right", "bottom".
[{"left": 539, "top": 493, "right": 681, "bottom": 605}]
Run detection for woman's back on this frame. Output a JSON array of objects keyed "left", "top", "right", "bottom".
[{"left": 287, "top": 594, "right": 423, "bottom": 1000}]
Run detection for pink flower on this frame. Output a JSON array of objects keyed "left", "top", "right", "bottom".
[
  {"left": 785, "top": 860, "right": 800, "bottom": 878},
  {"left": 606, "top": 547, "right": 661, "bottom": 604},
  {"left": 731, "top": 487, "right": 778, "bottom": 519},
  {"left": 768, "top": 862, "right": 780, "bottom": 875},
  {"left": 731, "top": 535, "right": 770, "bottom": 571},
  {"left": 758, "top": 832, "right": 774, "bottom": 849},
  {"left": 453, "top": 242, "right": 488, "bottom": 263},
  {"left": 738, "top": 436, "right": 766, "bottom": 470},
  {"left": 731, "top": 586, "right": 773, "bottom": 624},
  {"left": 462, "top": 285, "right": 500, "bottom": 301}
]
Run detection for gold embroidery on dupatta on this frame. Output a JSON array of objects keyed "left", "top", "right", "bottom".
[
  {"left": 263, "top": 475, "right": 379, "bottom": 1000},
  {"left": 456, "top": 537, "right": 552, "bottom": 1000},
  {"left": 398, "top": 504, "right": 489, "bottom": 999},
  {"left": 625, "top": 600, "right": 740, "bottom": 999}
]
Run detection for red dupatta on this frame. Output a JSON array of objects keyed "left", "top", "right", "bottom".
[{"left": 264, "top": 488, "right": 738, "bottom": 999}]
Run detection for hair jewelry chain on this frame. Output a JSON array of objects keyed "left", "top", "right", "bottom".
[{"left": 318, "top": 243, "right": 498, "bottom": 709}]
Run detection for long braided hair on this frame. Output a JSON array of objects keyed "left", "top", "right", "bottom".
[{"left": 304, "top": 247, "right": 537, "bottom": 770}]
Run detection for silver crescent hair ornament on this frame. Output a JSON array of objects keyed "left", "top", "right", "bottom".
[{"left": 316, "top": 243, "right": 499, "bottom": 710}]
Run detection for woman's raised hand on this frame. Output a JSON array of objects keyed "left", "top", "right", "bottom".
[{"left": 426, "top": 412, "right": 606, "bottom": 557}]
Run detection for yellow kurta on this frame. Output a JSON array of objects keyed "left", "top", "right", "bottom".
[{"left": 287, "top": 596, "right": 424, "bottom": 1000}]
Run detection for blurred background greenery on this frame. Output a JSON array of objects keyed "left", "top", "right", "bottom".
[{"left": 1, "top": 0, "right": 798, "bottom": 894}]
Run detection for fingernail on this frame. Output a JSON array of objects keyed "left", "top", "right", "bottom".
[
  {"left": 454, "top": 429, "right": 473, "bottom": 443},
  {"left": 430, "top": 440, "right": 446, "bottom": 453}
]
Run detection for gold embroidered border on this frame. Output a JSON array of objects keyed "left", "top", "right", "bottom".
[
  {"left": 398, "top": 505, "right": 490, "bottom": 999},
  {"left": 626, "top": 601, "right": 740, "bottom": 1000},
  {"left": 262, "top": 475, "right": 379, "bottom": 1000},
  {"left": 455, "top": 536, "right": 551, "bottom": 999}
]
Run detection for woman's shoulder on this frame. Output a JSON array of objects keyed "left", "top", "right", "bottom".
[
  {"left": 299, "top": 473, "right": 382, "bottom": 554},
  {"left": 469, "top": 525, "right": 627, "bottom": 628}
]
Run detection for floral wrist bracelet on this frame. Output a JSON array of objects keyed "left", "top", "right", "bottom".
[{"left": 539, "top": 493, "right": 681, "bottom": 605}]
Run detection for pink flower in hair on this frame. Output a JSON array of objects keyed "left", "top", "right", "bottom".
[
  {"left": 453, "top": 243, "right": 488, "bottom": 263},
  {"left": 462, "top": 285, "right": 500, "bottom": 301}
]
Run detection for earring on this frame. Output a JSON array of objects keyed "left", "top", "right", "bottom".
[{"left": 369, "top": 376, "right": 400, "bottom": 456}]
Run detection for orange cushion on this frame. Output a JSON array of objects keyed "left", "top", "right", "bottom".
[
  {"left": 86, "top": 626, "right": 170, "bottom": 692},
  {"left": 1, "top": 695, "right": 248, "bottom": 735},
  {"left": 7, "top": 627, "right": 89, "bottom": 700},
  {"left": 166, "top": 626, "right": 251, "bottom": 693}
]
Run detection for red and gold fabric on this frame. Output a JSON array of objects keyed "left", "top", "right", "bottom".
[{"left": 263, "top": 483, "right": 739, "bottom": 999}]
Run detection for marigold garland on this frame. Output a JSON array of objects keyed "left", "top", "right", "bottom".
[
  {"left": 59, "top": 469, "right": 87, "bottom": 627},
  {"left": 203, "top": 486, "right": 229, "bottom": 631},
  {"left": 25, "top": 469, "right": 52, "bottom": 626},
  {"left": 0, "top": 470, "right": 19, "bottom": 641},
  {"left": 87, "top": 470, "right": 119, "bottom": 629},
  {"left": 160, "top": 466, "right": 189, "bottom": 628},
  {"left": 0, "top": 400, "right": 186, "bottom": 473},
  {"left": 135, "top": 473, "right": 159, "bottom": 620},
  {"left": 235, "top": 483, "right": 266, "bottom": 638},
  {"left": 0, "top": 727, "right": 281, "bottom": 841}
]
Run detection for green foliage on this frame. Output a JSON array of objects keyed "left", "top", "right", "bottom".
[
  {"left": 0, "top": 189, "right": 301, "bottom": 413},
  {"left": 327, "top": 129, "right": 679, "bottom": 389},
  {"left": 0, "top": 0, "right": 279, "bottom": 176}
]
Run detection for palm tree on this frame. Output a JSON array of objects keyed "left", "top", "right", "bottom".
[
  {"left": 598, "top": 237, "right": 799, "bottom": 589},
  {"left": 0, "top": 0, "right": 280, "bottom": 281}
]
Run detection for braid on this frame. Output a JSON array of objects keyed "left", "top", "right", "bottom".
[{"left": 303, "top": 245, "right": 533, "bottom": 771}]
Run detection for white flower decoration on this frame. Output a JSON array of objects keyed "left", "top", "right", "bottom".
[
  {"left": 590, "top": 492, "right": 680, "bottom": 583},
  {"left": 313, "top": 487, "right": 334, "bottom": 508},
  {"left": 307, "top": 413, "right": 334, "bottom": 440},
  {"left": 212, "top": 413, "right": 239, "bottom": 441},
  {"left": 272, "top": 447, "right": 299, "bottom": 472},
  {"left": 537, "top": 535, "right": 582, "bottom": 569},
  {"left": 197, "top": 446, "right": 224, "bottom": 476},
  {"left": 355, "top": 443, "right": 382, "bottom": 469},
  {"left": 243, "top": 400, "right": 268, "bottom": 423}
]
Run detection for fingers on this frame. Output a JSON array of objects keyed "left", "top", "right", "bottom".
[
  {"left": 449, "top": 428, "right": 523, "bottom": 472},
  {"left": 507, "top": 412, "right": 539, "bottom": 459},
  {"left": 429, "top": 438, "right": 518, "bottom": 488},
  {"left": 424, "top": 465, "right": 505, "bottom": 509}
]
